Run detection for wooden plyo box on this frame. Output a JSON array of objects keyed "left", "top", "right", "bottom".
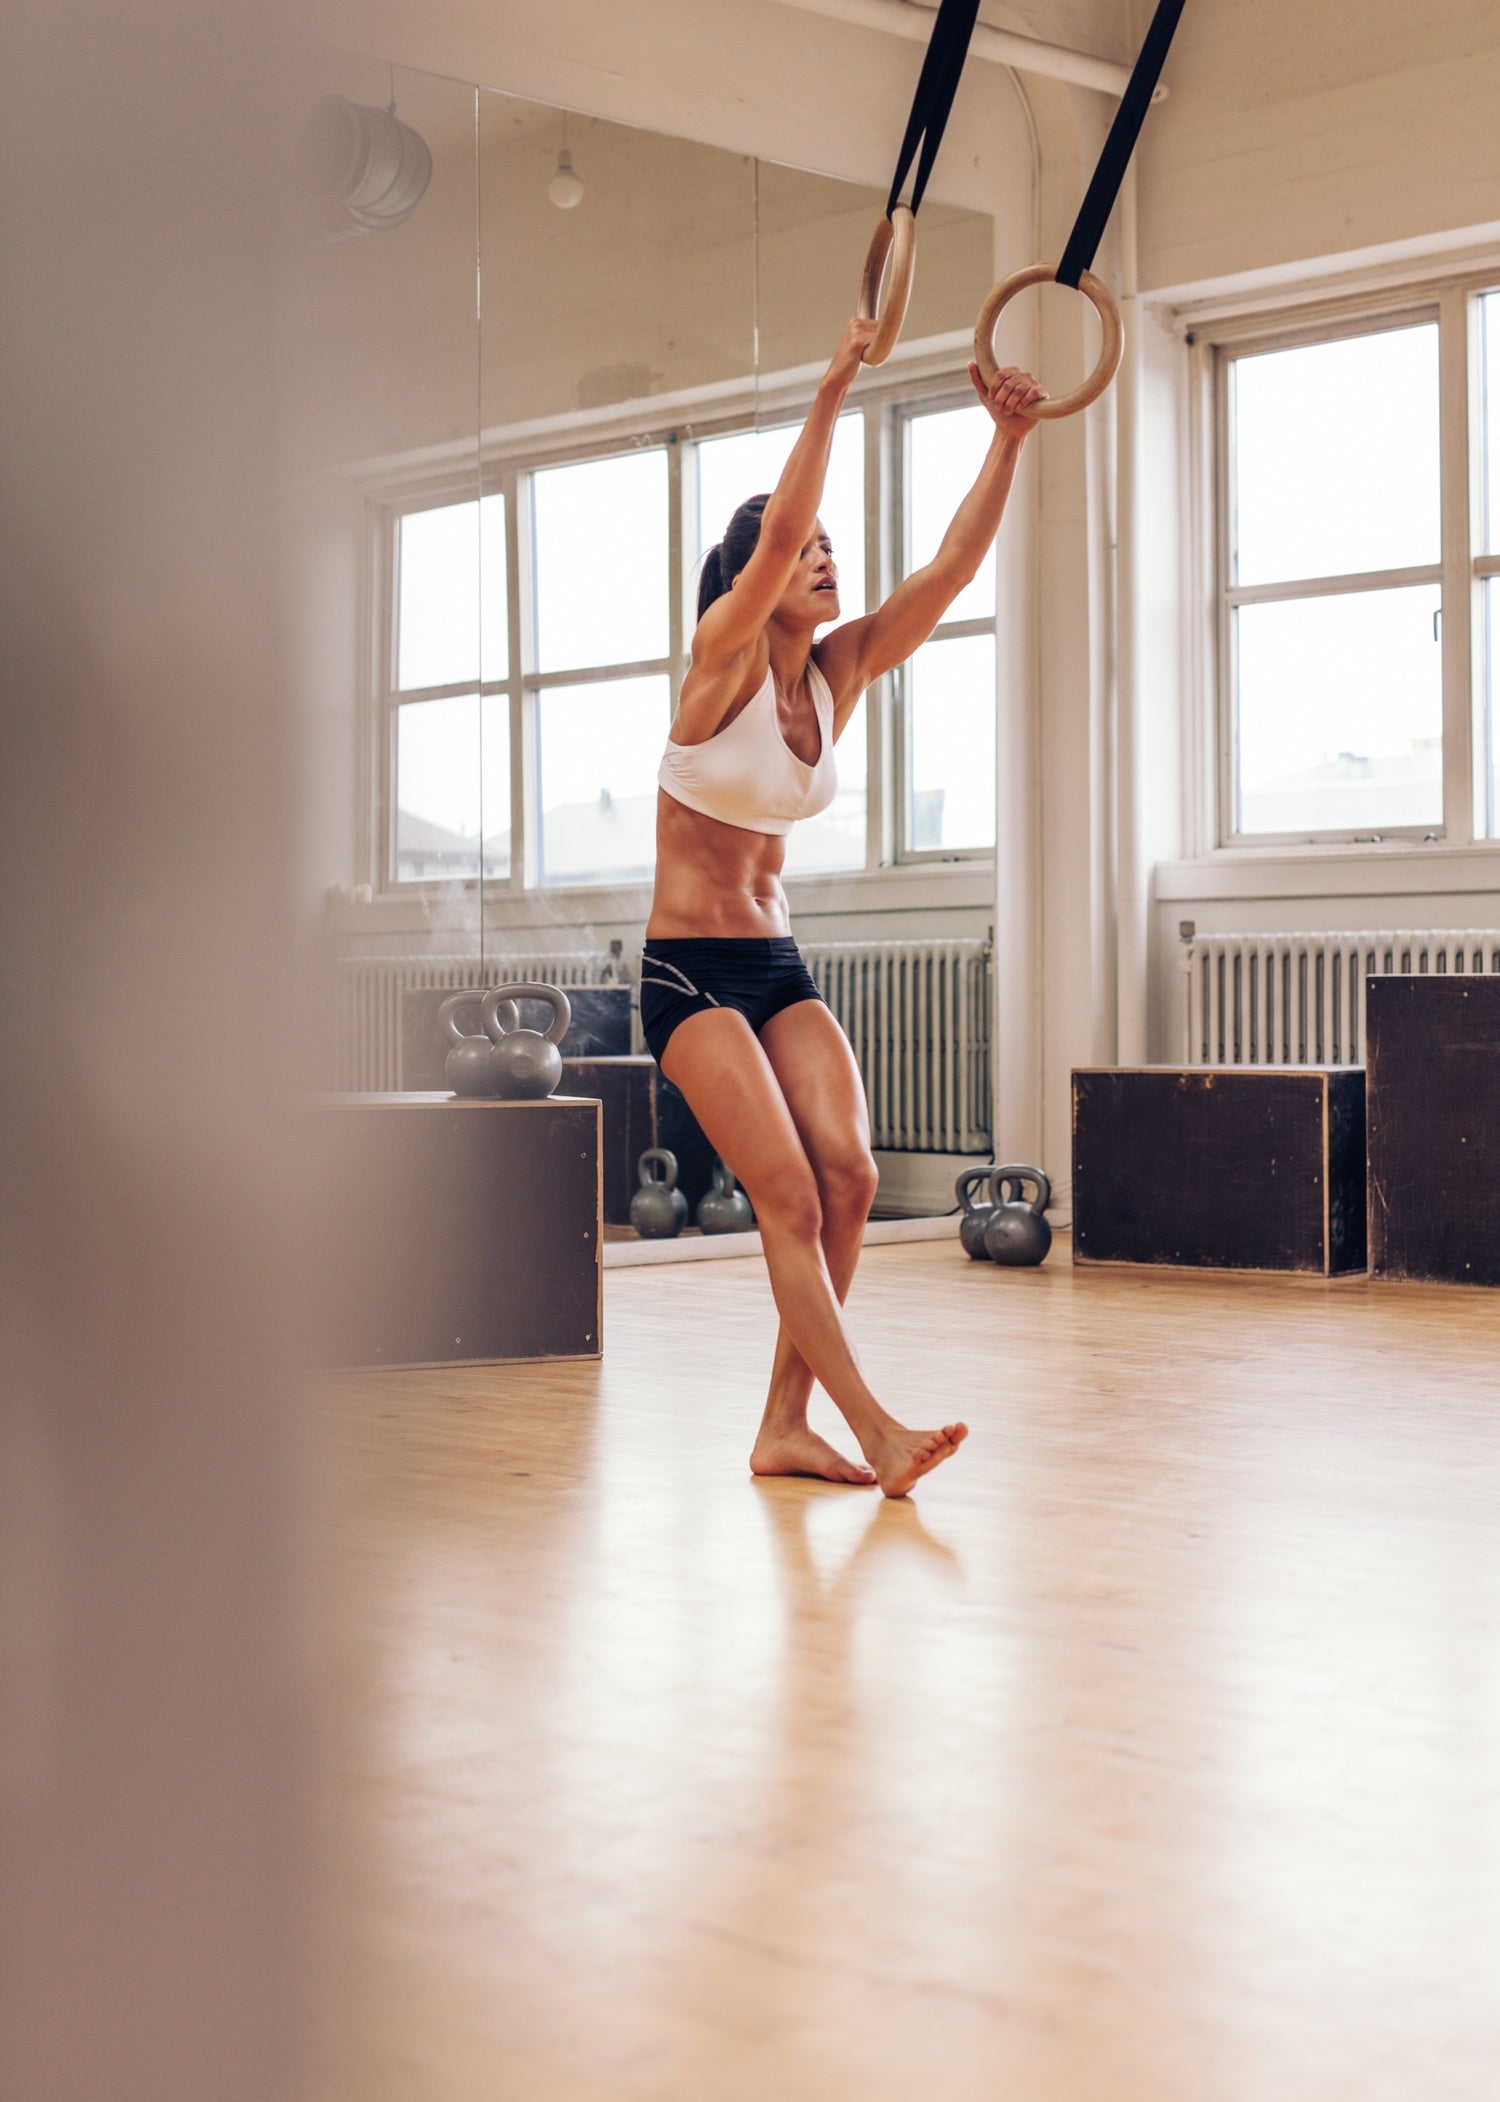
[
  {"left": 559, "top": 1056, "right": 717, "bottom": 1226},
  {"left": 1367, "top": 975, "right": 1500, "bottom": 1286},
  {"left": 320, "top": 1094, "right": 601, "bottom": 1366},
  {"left": 562, "top": 1057, "right": 658, "bottom": 1225},
  {"left": 1072, "top": 1066, "right": 1367, "bottom": 1275}
]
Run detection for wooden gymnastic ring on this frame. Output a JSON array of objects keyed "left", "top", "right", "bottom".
[
  {"left": 857, "top": 205, "right": 916, "bottom": 367},
  {"left": 972, "top": 262, "right": 1124, "bottom": 419}
]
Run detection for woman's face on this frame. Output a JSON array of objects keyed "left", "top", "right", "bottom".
[{"left": 777, "top": 520, "right": 839, "bottom": 625}]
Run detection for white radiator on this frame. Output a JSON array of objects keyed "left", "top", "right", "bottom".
[
  {"left": 1183, "top": 929, "right": 1500, "bottom": 1067},
  {"left": 335, "top": 950, "right": 626, "bottom": 1092},
  {"left": 802, "top": 939, "right": 992, "bottom": 1153},
  {"left": 335, "top": 937, "right": 993, "bottom": 1152}
]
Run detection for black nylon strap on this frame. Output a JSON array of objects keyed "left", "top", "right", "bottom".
[
  {"left": 885, "top": 0, "right": 982, "bottom": 220},
  {"left": 1055, "top": 0, "right": 1187, "bottom": 288}
]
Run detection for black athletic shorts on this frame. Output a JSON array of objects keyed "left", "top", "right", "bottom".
[{"left": 638, "top": 936, "right": 824, "bottom": 1065}]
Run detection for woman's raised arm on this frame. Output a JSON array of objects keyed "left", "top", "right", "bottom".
[
  {"left": 689, "top": 315, "right": 878, "bottom": 674},
  {"left": 821, "top": 363, "right": 1045, "bottom": 706}
]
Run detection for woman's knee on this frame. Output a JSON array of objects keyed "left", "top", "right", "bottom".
[
  {"left": 819, "top": 1146, "right": 880, "bottom": 1220},
  {"left": 752, "top": 1165, "right": 824, "bottom": 1243}
]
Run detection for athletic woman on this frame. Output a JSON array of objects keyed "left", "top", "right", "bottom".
[{"left": 642, "top": 314, "right": 1044, "bottom": 1497}]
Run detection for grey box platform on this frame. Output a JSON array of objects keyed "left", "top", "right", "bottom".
[
  {"left": 320, "top": 1093, "right": 601, "bottom": 1366},
  {"left": 1367, "top": 975, "right": 1500, "bottom": 1285},
  {"left": 1072, "top": 1065, "right": 1366, "bottom": 1275}
]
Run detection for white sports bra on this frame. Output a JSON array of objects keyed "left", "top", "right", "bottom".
[{"left": 658, "top": 659, "right": 838, "bottom": 837}]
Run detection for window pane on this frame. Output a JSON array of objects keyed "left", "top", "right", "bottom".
[
  {"left": 533, "top": 451, "right": 668, "bottom": 673},
  {"left": 1232, "top": 326, "right": 1439, "bottom": 585},
  {"left": 1235, "top": 587, "right": 1442, "bottom": 836},
  {"left": 397, "top": 494, "right": 507, "bottom": 690},
  {"left": 394, "top": 693, "right": 509, "bottom": 881},
  {"left": 908, "top": 634, "right": 995, "bottom": 851},
  {"left": 695, "top": 415, "right": 865, "bottom": 626},
  {"left": 1484, "top": 292, "right": 1500, "bottom": 555},
  {"left": 537, "top": 674, "right": 668, "bottom": 886},
  {"left": 782, "top": 696, "right": 867, "bottom": 874},
  {"left": 907, "top": 405, "right": 996, "bottom": 622}
]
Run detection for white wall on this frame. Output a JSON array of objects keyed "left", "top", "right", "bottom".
[
  {"left": 1132, "top": 0, "right": 1500, "bottom": 1091},
  {"left": 318, "top": 0, "right": 1031, "bottom": 215},
  {"left": 1138, "top": 0, "right": 1500, "bottom": 296},
  {"left": 305, "top": 65, "right": 994, "bottom": 458}
]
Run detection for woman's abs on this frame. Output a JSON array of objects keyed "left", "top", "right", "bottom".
[{"left": 646, "top": 790, "right": 792, "bottom": 938}]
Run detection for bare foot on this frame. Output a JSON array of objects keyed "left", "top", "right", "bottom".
[
  {"left": 750, "top": 1425, "right": 878, "bottom": 1486},
  {"left": 866, "top": 1420, "right": 969, "bottom": 1498}
]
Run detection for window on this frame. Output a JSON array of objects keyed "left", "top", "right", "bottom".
[
  {"left": 379, "top": 383, "right": 1001, "bottom": 891},
  {"left": 390, "top": 494, "right": 509, "bottom": 881},
  {"left": 1215, "top": 286, "right": 1500, "bottom": 847},
  {"left": 1483, "top": 291, "right": 1500, "bottom": 829},
  {"left": 536, "top": 675, "right": 668, "bottom": 887},
  {"left": 899, "top": 403, "right": 999, "bottom": 854},
  {"left": 529, "top": 449, "right": 672, "bottom": 888}
]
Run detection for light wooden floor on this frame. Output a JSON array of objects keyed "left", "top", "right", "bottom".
[{"left": 326, "top": 1241, "right": 1500, "bottom": 2102}]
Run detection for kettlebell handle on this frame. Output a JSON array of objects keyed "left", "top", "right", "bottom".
[
  {"left": 988, "top": 1163, "right": 1051, "bottom": 1215},
  {"left": 440, "top": 989, "right": 510, "bottom": 1047},
  {"left": 713, "top": 1161, "right": 737, "bottom": 1196},
  {"left": 638, "top": 1147, "right": 678, "bottom": 1190},
  {"left": 954, "top": 1166, "right": 992, "bottom": 1216},
  {"left": 481, "top": 981, "right": 572, "bottom": 1045}
]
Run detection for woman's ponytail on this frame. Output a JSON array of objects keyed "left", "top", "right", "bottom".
[
  {"left": 695, "top": 493, "right": 771, "bottom": 622},
  {"left": 696, "top": 544, "right": 726, "bottom": 619}
]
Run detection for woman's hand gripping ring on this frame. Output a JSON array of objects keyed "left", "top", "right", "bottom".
[{"left": 973, "top": 263, "right": 1124, "bottom": 418}]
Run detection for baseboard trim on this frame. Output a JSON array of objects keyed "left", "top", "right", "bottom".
[{"left": 603, "top": 1212, "right": 961, "bottom": 1269}]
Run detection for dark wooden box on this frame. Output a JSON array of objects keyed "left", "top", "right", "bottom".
[
  {"left": 1072, "top": 1065, "right": 1367, "bottom": 1275},
  {"left": 1367, "top": 975, "right": 1500, "bottom": 1285},
  {"left": 560, "top": 1056, "right": 716, "bottom": 1224},
  {"left": 319, "top": 1094, "right": 601, "bottom": 1366},
  {"left": 563, "top": 1057, "right": 658, "bottom": 1225}
]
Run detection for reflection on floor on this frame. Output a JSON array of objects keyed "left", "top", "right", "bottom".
[{"left": 327, "top": 1239, "right": 1500, "bottom": 2102}]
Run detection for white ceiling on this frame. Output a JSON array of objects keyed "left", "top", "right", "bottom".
[
  {"left": 324, "top": 0, "right": 1144, "bottom": 162},
  {"left": 977, "top": 0, "right": 1137, "bottom": 65}
]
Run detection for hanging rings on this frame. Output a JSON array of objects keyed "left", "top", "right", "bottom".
[
  {"left": 972, "top": 263, "right": 1124, "bottom": 418},
  {"left": 857, "top": 205, "right": 917, "bottom": 366}
]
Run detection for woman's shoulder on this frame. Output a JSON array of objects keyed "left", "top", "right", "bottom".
[
  {"left": 810, "top": 631, "right": 864, "bottom": 713},
  {"left": 672, "top": 638, "right": 771, "bottom": 744}
]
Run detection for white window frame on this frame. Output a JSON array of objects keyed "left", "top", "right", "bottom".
[
  {"left": 891, "top": 386, "right": 1004, "bottom": 866},
  {"left": 369, "top": 369, "right": 1000, "bottom": 901},
  {"left": 1202, "top": 271, "right": 1500, "bottom": 854}
]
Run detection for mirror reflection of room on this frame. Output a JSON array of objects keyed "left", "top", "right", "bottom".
[{"left": 316, "top": 62, "right": 1005, "bottom": 1240}]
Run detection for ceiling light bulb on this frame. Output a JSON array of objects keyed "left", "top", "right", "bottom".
[{"left": 548, "top": 147, "right": 584, "bottom": 210}]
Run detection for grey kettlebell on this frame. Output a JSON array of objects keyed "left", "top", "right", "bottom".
[
  {"left": 955, "top": 1165, "right": 995, "bottom": 1261},
  {"left": 480, "top": 982, "right": 571, "bottom": 1100},
  {"left": 696, "top": 1159, "right": 755, "bottom": 1235},
  {"left": 982, "top": 1165, "right": 1052, "bottom": 1267},
  {"left": 439, "top": 990, "right": 515, "bottom": 1098},
  {"left": 630, "top": 1147, "right": 688, "bottom": 1239}
]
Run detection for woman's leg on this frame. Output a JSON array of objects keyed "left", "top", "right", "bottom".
[
  {"left": 661, "top": 1008, "right": 967, "bottom": 1497},
  {"left": 750, "top": 999, "right": 880, "bottom": 1477}
]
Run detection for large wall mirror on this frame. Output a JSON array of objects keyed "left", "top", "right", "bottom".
[{"left": 300, "top": 54, "right": 999, "bottom": 1208}]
